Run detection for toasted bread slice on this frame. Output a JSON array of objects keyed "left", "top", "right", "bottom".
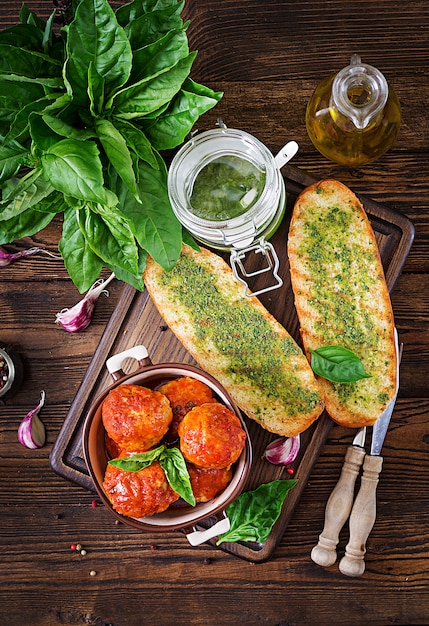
[
  {"left": 144, "top": 244, "right": 324, "bottom": 436},
  {"left": 288, "top": 179, "right": 397, "bottom": 428}
]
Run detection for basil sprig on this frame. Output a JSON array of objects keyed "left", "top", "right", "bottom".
[
  {"left": 216, "top": 479, "right": 297, "bottom": 545},
  {"left": 0, "top": 0, "right": 222, "bottom": 293},
  {"left": 108, "top": 444, "right": 196, "bottom": 507},
  {"left": 310, "top": 346, "right": 371, "bottom": 383}
]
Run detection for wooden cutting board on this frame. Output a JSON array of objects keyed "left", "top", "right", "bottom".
[{"left": 50, "top": 164, "right": 414, "bottom": 562}]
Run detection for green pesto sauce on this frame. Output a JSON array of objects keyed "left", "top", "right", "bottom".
[
  {"left": 299, "top": 202, "right": 390, "bottom": 407},
  {"left": 301, "top": 204, "right": 378, "bottom": 349},
  {"left": 159, "top": 254, "right": 320, "bottom": 417},
  {"left": 189, "top": 155, "right": 266, "bottom": 221}
]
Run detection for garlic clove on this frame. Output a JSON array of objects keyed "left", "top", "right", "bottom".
[
  {"left": 55, "top": 273, "right": 115, "bottom": 333},
  {"left": 18, "top": 391, "right": 46, "bottom": 449},
  {"left": 263, "top": 435, "right": 300, "bottom": 466}
]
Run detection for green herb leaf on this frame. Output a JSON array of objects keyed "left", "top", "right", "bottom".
[
  {"left": 40, "top": 138, "right": 108, "bottom": 204},
  {"left": 59, "top": 207, "right": 103, "bottom": 293},
  {"left": 65, "top": 0, "right": 132, "bottom": 105},
  {"left": 310, "top": 345, "right": 372, "bottom": 383},
  {"left": 77, "top": 204, "right": 140, "bottom": 277},
  {"left": 142, "top": 78, "right": 223, "bottom": 150},
  {"left": 108, "top": 445, "right": 166, "bottom": 472},
  {"left": 108, "top": 444, "right": 196, "bottom": 506},
  {"left": 159, "top": 447, "right": 196, "bottom": 506},
  {"left": 216, "top": 480, "right": 297, "bottom": 545},
  {"left": 111, "top": 52, "right": 196, "bottom": 118},
  {"left": 0, "top": 140, "right": 28, "bottom": 183},
  {"left": 0, "top": 0, "right": 222, "bottom": 293},
  {"left": 95, "top": 118, "right": 139, "bottom": 200},
  {"left": 0, "top": 206, "right": 56, "bottom": 245}
]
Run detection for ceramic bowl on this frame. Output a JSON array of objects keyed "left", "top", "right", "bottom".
[{"left": 82, "top": 345, "right": 252, "bottom": 545}]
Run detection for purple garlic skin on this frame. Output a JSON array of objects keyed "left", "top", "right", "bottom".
[{"left": 263, "top": 435, "right": 300, "bottom": 465}]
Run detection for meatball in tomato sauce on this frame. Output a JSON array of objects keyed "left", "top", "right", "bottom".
[
  {"left": 103, "top": 458, "right": 179, "bottom": 518},
  {"left": 158, "top": 376, "right": 217, "bottom": 440},
  {"left": 102, "top": 384, "right": 172, "bottom": 452},
  {"left": 178, "top": 402, "right": 246, "bottom": 469},
  {"left": 187, "top": 464, "right": 233, "bottom": 503}
]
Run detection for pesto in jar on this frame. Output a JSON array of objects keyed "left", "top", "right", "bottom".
[{"left": 189, "top": 155, "right": 266, "bottom": 221}]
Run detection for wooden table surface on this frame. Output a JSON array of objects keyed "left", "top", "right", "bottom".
[{"left": 1, "top": 1, "right": 428, "bottom": 625}]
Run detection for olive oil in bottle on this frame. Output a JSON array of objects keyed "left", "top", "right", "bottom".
[{"left": 306, "top": 54, "right": 401, "bottom": 166}]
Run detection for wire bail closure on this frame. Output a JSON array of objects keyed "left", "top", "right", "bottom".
[{"left": 230, "top": 238, "right": 283, "bottom": 297}]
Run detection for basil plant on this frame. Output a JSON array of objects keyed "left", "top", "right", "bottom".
[{"left": 0, "top": 0, "right": 222, "bottom": 291}]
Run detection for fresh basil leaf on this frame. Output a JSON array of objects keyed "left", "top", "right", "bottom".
[
  {"left": 142, "top": 78, "right": 223, "bottom": 150},
  {"left": 181, "top": 227, "right": 200, "bottom": 251},
  {"left": 41, "top": 113, "right": 96, "bottom": 142},
  {"left": 0, "top": 140, "right": 29, "bottom": 183},
  {"left": 95, "top": 118, "right": 139, "bottom": 199},
  {"left": 108, "top": 445, "right": 166, "bottom": 472},
  {"left": 106, "top": 248, "right": 147, "bottom": 292},
  {"left": 159, "top": 447, "right": 196, "bottom": 506},
  {"left": 88, "top": 62, "right": 105, "bottom": 118},
  {"left": 77, "top": 204, "right": 140, "bottom": 277},
  {"left": 65, "top": 0, "right": 132, "bottom": 106},
  {"left": 0, "top": 23, "right": 44, "bottom": 48},
  {"left": 40, "top": 138, "right": 108, "bottom": 204},
  {"left": 111, "top": 52, "right": 196, "bottom": 118},
  {"left": 113, "top": 119, "right": 158, "bottom": 170},
  {"left": 5, "top": 94, "right": 59, "bottom": 144},
  {"left": 0, "top": 169, "right": 53, "bottom": 220},
  {"left": 59, "top": 207, "right": 103, "bottom": 293},
  {"left": 310, "top": 345, "right": 372, "bottom": 383},
  {"left": 0, "top": 206, "right": 56, "bottom": 245},
  {"left": 0, "top": 44, "right": 62, "bottom": 79},
  {"left": 130, "top": 27, "right": 189, "bottom": 84},
  {"left": 117, "top": 1, "right": 185, "bottom": 49},
  {"left": 112, "top": 155, "right": 182, "bottom": 270},
  {"left": 216, "top": 480, "right": 297, "bottom": 545},
  {"left": 0, "top": 79, "right": 45, "bottom": 125},
  {"left": 29, "top": 112, "right": 63, "bottom": 151}
]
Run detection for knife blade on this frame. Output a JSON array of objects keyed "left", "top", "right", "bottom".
[
  {"left": 311, "top": 426, "right": 366, "bottom": 567},
  {"left": 339, "top": 329, "right": 401, "bottom": 577}
]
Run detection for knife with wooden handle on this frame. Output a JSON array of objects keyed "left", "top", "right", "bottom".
[
  {"left": 311, "top": 427, "right": 366, "bottom": 567},
  {"left": 339, "top": 331, "right": 401, "bottom": 577}
]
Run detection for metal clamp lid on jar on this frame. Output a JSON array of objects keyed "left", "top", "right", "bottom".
[{"left": 167, "top": 122, "right": 298, "bottom": 297}]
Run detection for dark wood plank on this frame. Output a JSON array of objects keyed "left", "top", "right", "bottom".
[{"left": 1, "top": 0, "right": 429, "bottom": 624}]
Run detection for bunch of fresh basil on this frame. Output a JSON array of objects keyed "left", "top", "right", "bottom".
[{"left": 0, "top": 0, "right": 222, "bottom": 292}]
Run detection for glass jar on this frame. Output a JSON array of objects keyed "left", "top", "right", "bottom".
[
  {"left": 0, "top": 344, "right": 24, "bottom": 400},
  {"left": 168, "top": 123, "right": 298, "bottom": 296},
  {"left": 306, "top": 54, "right": 401, "bottom": 165}
]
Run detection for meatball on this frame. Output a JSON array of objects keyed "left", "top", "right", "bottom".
[
  {"left": 178, "top": 402, "right": 246, "bottom": 469},
  {"left": 103, "top": 458, "right": 179, "bottom": 518},
  {"left": 102, "top": 384, "right": 172, "bottom": 452},
  {"left": 104, "top": 433, "right": 123, "bottom": 459},
  {"left": 187, "top": 463, "right": 232, "bottom": 503},
  {"left": 158, "top": 376, "right": 217, "bottom": 440}
]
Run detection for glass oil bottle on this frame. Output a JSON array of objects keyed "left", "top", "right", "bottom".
[{"left": 306, "top": 54, "right": 401, "bottom": 165}]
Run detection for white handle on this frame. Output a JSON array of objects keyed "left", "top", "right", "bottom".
[
  {"left": 186, "top": 517, "right": 231, "bottom": 547},
  {"left": 274, "top": 140, "right": 299, "bottom": 168},
  {"left": 106, "top": 345, "right": 149, "bottom": 375}
]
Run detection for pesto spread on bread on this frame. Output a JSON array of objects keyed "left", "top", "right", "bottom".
[
  {"left": 144, "top": 245, "right": 324, "bottom": 437},
  {"left": 288, "top": 179, "right": 397, "bottom": 428}
]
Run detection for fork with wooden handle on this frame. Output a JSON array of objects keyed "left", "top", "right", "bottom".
[{"left": 310, "top": 427, "right": 366, "bottom": 567}]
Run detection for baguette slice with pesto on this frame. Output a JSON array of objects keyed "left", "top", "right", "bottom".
[
  {"left": 144, "top": 244, "right": 324, "bottom": 437},
  {"left": 288, "top": 179, "right": 397, "bottom": 428}
]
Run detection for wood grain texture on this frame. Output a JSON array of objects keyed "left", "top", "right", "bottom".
[{"left": 0, "top": 1, "right": 428, "bottom": 625}]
